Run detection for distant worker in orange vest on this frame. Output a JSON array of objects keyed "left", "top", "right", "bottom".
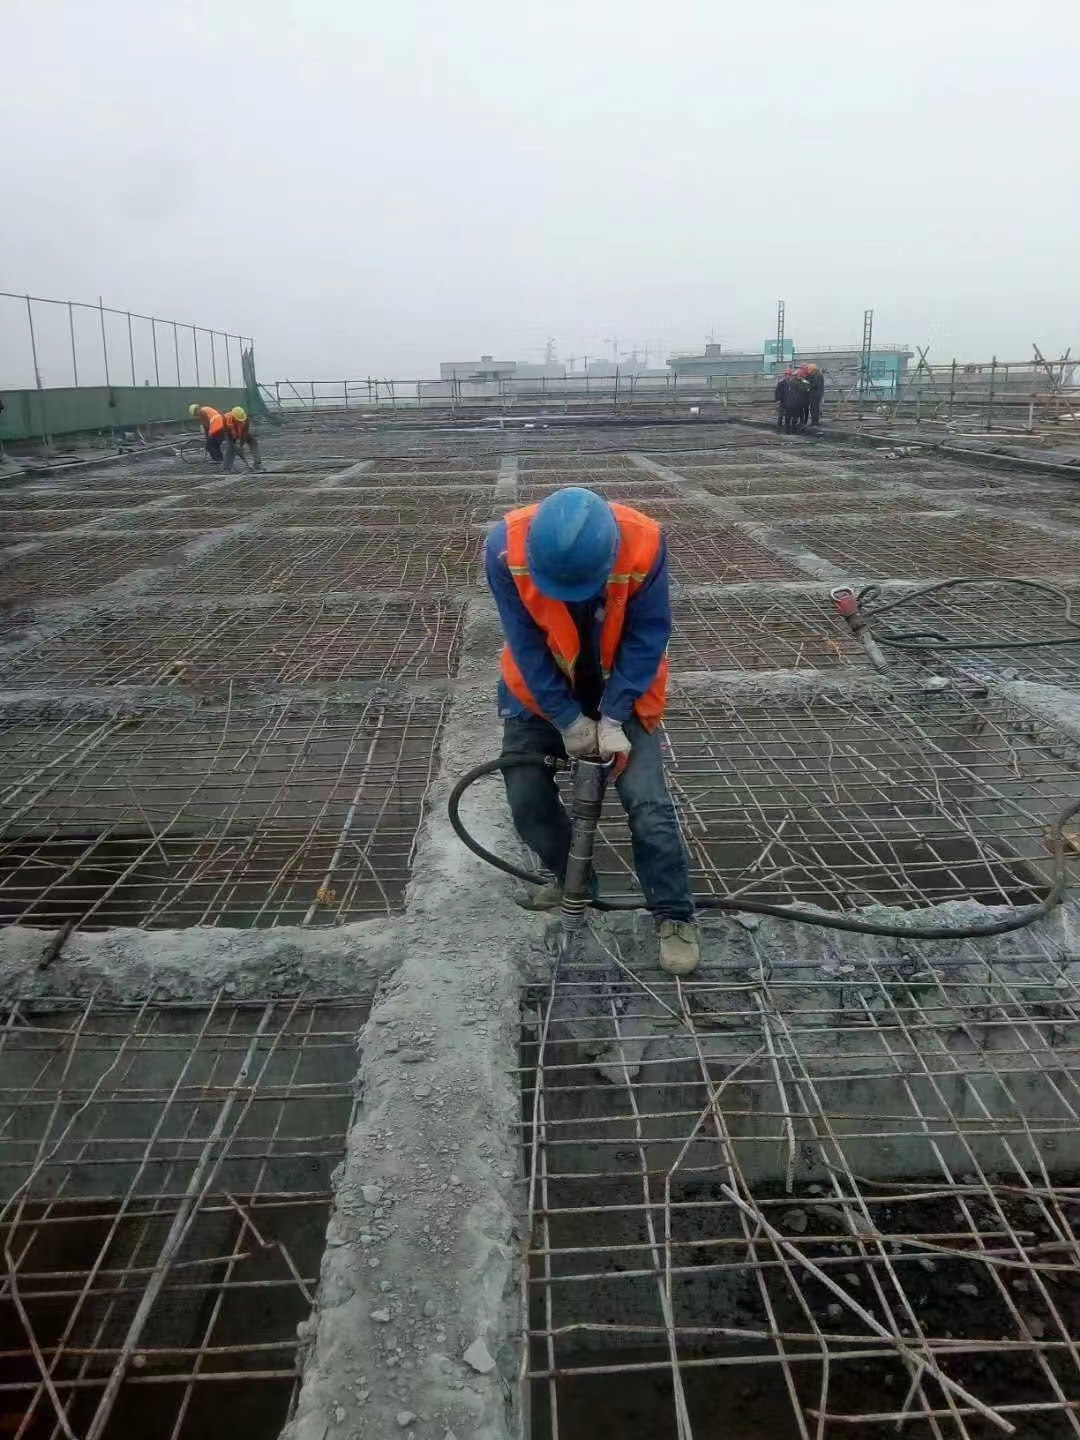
[
  {"left": 188, "top": 403, "right": 225, "bottom": 462},
  {"left": 485, "top": 487, "right": 699, "bottom": 975},
  {"left": 222, "top": 406, "right": 262, "bottom": 472}
]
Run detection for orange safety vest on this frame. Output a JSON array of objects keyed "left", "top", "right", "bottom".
[
  {"left": 197, "top": 406, "right": 224, "bottom": 437},
  {"left": 223, "top": 412, "right": 249, "bottom": 442},
  {"left": 499, "top": 502, "right": 669, "bottom": 729}
]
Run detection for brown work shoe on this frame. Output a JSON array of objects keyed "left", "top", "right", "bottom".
[{"left": 658, "top": 920, "right": 700, "bottom": 976}]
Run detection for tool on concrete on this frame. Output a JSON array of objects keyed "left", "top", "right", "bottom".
[{"left": 830, "top": 585, "right": 889, "bottom": 669}]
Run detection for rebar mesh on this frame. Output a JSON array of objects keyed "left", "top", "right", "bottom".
[
  {"left": 0, "top": 993, "right": 364, "bottom": 1440},
  {"left": 96, "top": 510, "right": 256, "bottom": 533},
  {"left": 0, "top": 597, "right": 466, "bottom": 693},
  {"left": 881, "top": 468, "right": 1012, "bottom": 491},
  {"left": 587, "top": 690, "right": 1080, "bottom": 909},
  {"left": 774, "top": 516, "right": 1080, "bottom": 581},
  {"left": 0, "top": 539, "right": 188, "bottom": 607},
  {"left": 662, "top": 529, "right": 805, "bottom": 584},
  {"left": 669, "top": 593, "right": 868, "bottom": 671},
  {"left": 730, "top": 492, "right": 963, "bottom": 520},
  {"left": 695, "top": 472, "right": 882, "bottom": 497},
  {"left": 521, "top": 455, "right": 637, "bottom": 470},
  {"left": 365, "top": 459, "right": 493, "bottom": 475},
  {"left": 0, "top": 512, "right": 141, "bottom": 535},
  {"left": 647, "top": 449, "right": 793, "bottom": 467},
  {"left": 522, "top": 940, "right": 1080, "bottom": 1439},
  {"left": 0, "top": 696, "right": 447, "bottom": 927},
  {"left": 161, "top": 532, "right": 482, "bottom": 596},
  {"left": 272, "top": 504, "right": 491, "bottom": 529},
  {"left": 516, "top": 481, "right": 684, "bottom": 503}
]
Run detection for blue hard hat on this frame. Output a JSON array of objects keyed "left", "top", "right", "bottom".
[{"left": 527, "top": 488, "right": 619, "bottom": 601}]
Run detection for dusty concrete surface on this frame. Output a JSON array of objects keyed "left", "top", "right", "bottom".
[{"left": 4, "top": 412, "right": 1080, "bottom": 1440}]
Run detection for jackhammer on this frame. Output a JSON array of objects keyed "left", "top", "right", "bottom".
[{"left": 557, "top": 756, "right": 612, "bottom": 930}]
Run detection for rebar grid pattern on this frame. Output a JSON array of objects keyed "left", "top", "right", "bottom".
[
  {"left": 0, "top": 494, "right": 157, "bottom": 513},
  {"left": 271, "top": 504, "right": 491, "bottom": 529},
  {"left": 0, "top": 993, "right": 363, "bottom": 1440},
  {"left": 730, "top": 493, "right": 963, "bottom": 521},
  {"left": 0, "top": 697, "right": 447, "bottom": 927},
  {"left": 864, "top": 584, "right": 1080, "bottom": 686},
  {"left": 587, "top": 691, "right": 1080, "bottom": 909},
  {"left": 694, "top": 472, "right": 881, "bottom": 497},
  {"left": 669, "top": 593, "right": 868, "bottom": 671},
  {"left": 0, "top": 513, "right": 141, "bottom": 536},
  {"left": 0, "top": 540, "right": 188, "bottom": 607},
  {"left": 661, "top": 529, "right": 805, "bottom": 584},
  {"left": 516, "top": 481, "right": 685, "bottom": 503},
  {"left": 365, "top": 459, "right": 493, "bottom": 475},
  {"left": 878, "top": 469, "right": 1013, "bottom": 491},
  {"left": 647, "top": 449, "right": 793, "bottom": 467},
  {"left": 774, "top": 517, "right": 1080, "bottom": 582},
  {"left": 522, "top": 942, "right": 1080, "bottom": 1439},
  {"left": 332, "top": 471, "right": 494, "bottom": 489},
  {"left": 521, "top": 455, "right": 637, "bottom": 470},
  {"left": 0, "top": 597, "right": 466, "bottom": 692},
  {"left": 159, "top": 531, "right": 482, "bottom": 596},
  {"left": 96, "top": 510, "right": 255, "bottom": 534},
  {"left": 515, "top": 481, "right": 686, "bottom": 505},
  {"left": 279, "top": 488, "right": 493, "bottom": 507},
  {"left": 515, "top": 468, "right": 656, "bottom": 487},
  {"left": 973, "top": 489, "right": 1080, "bottom": 517}
]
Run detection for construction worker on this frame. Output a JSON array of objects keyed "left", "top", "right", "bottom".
[
  {"left": 485, "top": 487, "right": 699, "bottom": 976},
  {"left": 222, "top": 406, "right": 262, "bottom": 471},
  {"left": 783, "top": 370, "right": 811, "bottom": 433},
  {"left": 188, "top": 402, "right": 225, "bottom": 462},
  {"left": 774, "top": 370, "right": 792, "bottom": 431},
  {"left": 806, "top": 363, "right": 825, "bottom": 425}
]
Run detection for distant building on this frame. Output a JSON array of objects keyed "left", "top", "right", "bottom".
[
  {"left": 439, "top": 356, "right": 565, "bottom": 382},
  {"left": 668, "top": 339, "right": 914, "bottom": 397}
]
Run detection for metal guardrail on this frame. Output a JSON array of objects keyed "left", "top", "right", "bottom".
[
  {"left": 0, "top": 290, "right": 255, "bottom": 393},
  {"left": 258, "top": 367, "right": 1080, "bottom": 437}
]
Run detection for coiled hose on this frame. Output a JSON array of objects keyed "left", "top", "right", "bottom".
[{"left": 448, "top": 754, "right": 1080, "bottom": 941}]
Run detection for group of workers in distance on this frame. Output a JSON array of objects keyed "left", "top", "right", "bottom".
[
  {"left": 774, "top": 363, "right": 825, "bottom": 433},
  {"left": 188, "top": 402, "right": 262, "bottom": 470}
]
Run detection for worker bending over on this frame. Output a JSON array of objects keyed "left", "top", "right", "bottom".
[
  {"left": 188, "top": 403, "right": 225, "bottom": 462},
  {"left": 223, "top": 406, "right": 261, "bottom": 471},
  {"left": 485, "top": 487, "right": 699, "bottom": 976}
]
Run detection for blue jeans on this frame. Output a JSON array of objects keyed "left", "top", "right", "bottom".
[{"left": 501, "top": 712, "right": 695, "bottom": 922}]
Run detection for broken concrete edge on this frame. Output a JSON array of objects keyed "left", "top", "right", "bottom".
[
  {"left": 281, "top": 616, "right": 527, "bottom": 1439},
  {"left": 0, "top": 912, "right": 405, "bottom": 1005}
]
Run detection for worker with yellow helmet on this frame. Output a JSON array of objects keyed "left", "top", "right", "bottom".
[{"left": 222, "top": 405, "right": 262, "bottom": 472}]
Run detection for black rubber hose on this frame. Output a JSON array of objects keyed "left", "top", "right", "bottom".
[
  {"left": 448, "top": 754, "right": 1080, "bottom": 940},
  {"left": 857, "top": 577, "right": 1080, "bottom": 653}
]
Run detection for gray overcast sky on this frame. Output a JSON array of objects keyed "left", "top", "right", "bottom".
[{"left": 3, "top": 0, "right": 1078, "bottom": 381}]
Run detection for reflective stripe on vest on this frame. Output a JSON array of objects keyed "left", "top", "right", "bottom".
[{"left": 498, "top": 501, "right": 669, "bottom": 729}]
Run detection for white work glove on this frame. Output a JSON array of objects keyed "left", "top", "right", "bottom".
[
  {"left": 560, "top": 714, "right": 599, "bottom": 758},
  {"left": 597, "top": 717, "right": 632, "bottom": 761}
]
